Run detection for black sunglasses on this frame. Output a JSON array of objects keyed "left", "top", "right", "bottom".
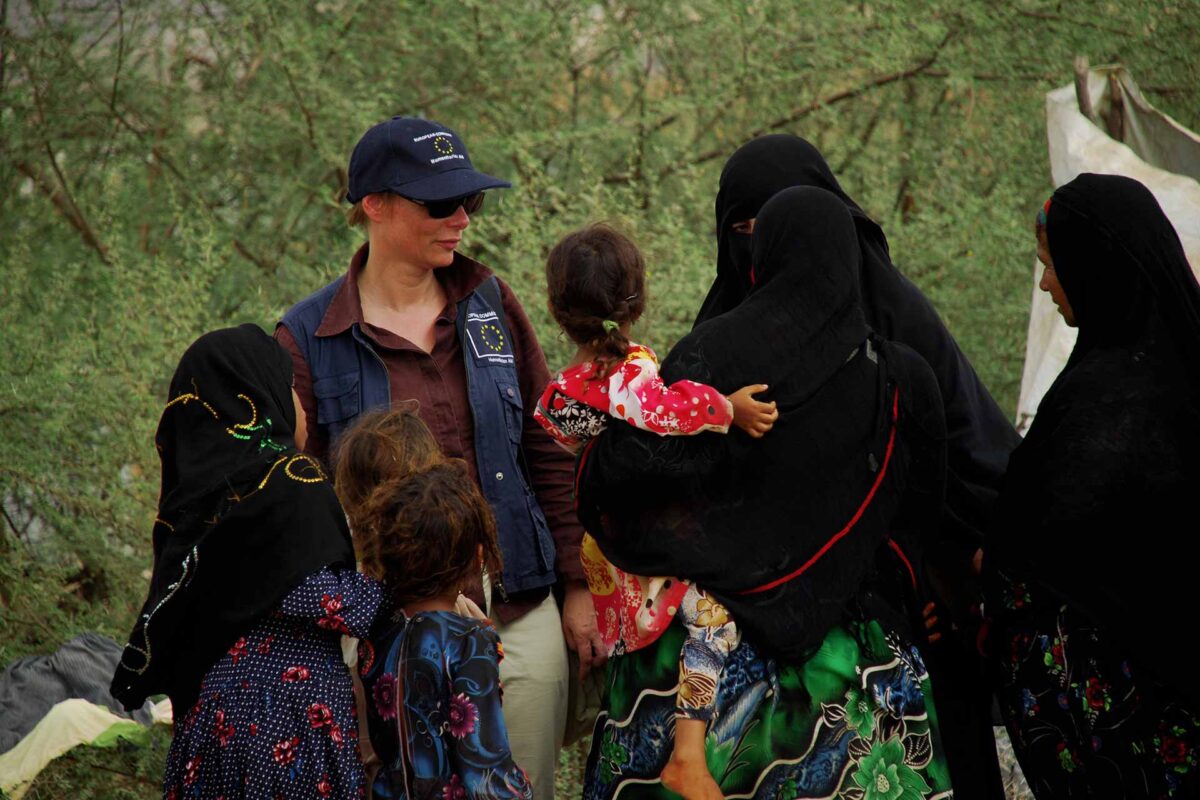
[{"left": 405, "top": 192, "right": 486, "bottom": 219}]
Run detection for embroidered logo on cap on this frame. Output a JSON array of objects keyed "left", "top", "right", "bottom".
[{"left": 413, "top": 130, "right": 466, "bottom": 165}]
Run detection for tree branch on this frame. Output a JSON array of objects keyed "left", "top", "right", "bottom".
[
  {"left": 603, "top": 29, "right": 954, "bottom": 185},
  {"left": 0, "top": 0, "right": 9, "bottom": 111},
  {"left": 280, "top": 61, "right": 317, "bottom": 150},
  {"left": 15, "top": 156, "right": 112, "bottom": 264},
  {"left": 833, "top": 99, "right": 886, "bottom": 175},
  {"left": 37, "top": 40, "right": 278, "bottom": 274},
  {"left": 1142, "top": 85, "right": 1195, "bottom": 95},
  {"left": 109, "top": 0, "right": 125, "bottom": 112},
  {"left": 918, "top": 69, "right": 1055, "bottom": 82},
  {"left": 1014, "top": 8, "right": 1170, "bottom": 55},
  {"left": 234, "top": 239, "right": 276, "bottom": 275},
  {"left": 1, "top": 501, "right": 24, "bottom": 548}
]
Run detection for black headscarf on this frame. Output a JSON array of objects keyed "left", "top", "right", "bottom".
[
  {"left": 989, "top": 173, "right": 1200, "bottom": 704},
  {"left": 111, "top": 325, "right": 356, "bottom": 712},
  {"left": 699, "top": 135, "right": 1019, "bottom": 596},
  {"left": 577, "top": 188, "right": 947, "bottom": 660}
]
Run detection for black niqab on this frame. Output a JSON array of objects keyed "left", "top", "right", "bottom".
[
  {"left": 577, "top": 188, "right": 947, "bottom": 660},
  {"left": 699, "top": 135, "right": 1019, "bottom": 581},
  {"left": 990, "top": 173, "right": 1200, "bottom": 705},
  {"left": 700, "top": 135, "right": 879, "bottom": 323},
  {"left": 111, "top": 325, "right": 356, "bottom": 712}
]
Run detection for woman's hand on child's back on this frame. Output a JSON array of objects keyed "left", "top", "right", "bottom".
[
  {"left": 729, "top": 384, "right": 778, "bottom": 438},
  {"left": 454, "top": 593, "right": 488, "bottom": 621}
]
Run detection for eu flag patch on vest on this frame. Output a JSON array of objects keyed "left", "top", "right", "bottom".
[{"left": 466, "top": 310, "right": 515, "bottom": 364}]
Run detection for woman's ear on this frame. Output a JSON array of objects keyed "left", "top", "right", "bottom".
[{"left": 361, "top": 192, "right": 391, "bottom": 224}]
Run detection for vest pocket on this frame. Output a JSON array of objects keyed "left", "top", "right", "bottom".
[
  {"left": 313, "top": 371, "right": 361, "bottom": 426},
  {"left": 496, "top": 380, "right": 524, "bottom": 445}
]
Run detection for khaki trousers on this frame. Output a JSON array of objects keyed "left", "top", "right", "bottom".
[{"left": 495, "top": 593, "right": 569, "bottom": 800}]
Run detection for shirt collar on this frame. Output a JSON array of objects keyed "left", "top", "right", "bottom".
[{"left": 315, "top": 243, "right": 495, "bottom": 337}]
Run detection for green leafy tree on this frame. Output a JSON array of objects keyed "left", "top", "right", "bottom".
[{"left": 1, "top": 1, "right": 1197, "bottom": 795}]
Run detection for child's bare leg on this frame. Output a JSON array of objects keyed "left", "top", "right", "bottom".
[
  {"left": 662, "top": 718, "right": 723, "bottom": 800},
  {"left": 661, "top": 586, "right": 738, "bottom": 799}
]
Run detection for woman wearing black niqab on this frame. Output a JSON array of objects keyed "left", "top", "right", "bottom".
[
  {"left": 578, "top": 188, "right": 955, "bottom": 799},
  {"left": 987, "top": 174, "right": 1200, "bottom": 799},
  {"left": 111, "top": 325, "right": 384, "bottom": 800},
  {"left": 700, "top": 134, "right": 1017, "bottom": 799},
  {"left": 703, "top": 134, "right": 1019, "bottom": 564}
]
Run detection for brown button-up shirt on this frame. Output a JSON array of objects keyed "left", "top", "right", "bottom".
[{"left": 276, "top": 244, "right": 584, "bottom": 622}]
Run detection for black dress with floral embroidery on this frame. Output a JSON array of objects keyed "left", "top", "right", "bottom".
[
  {"left": 361, "top": 610, "right": 531, "bottom": 800},
  {"left": 162, "top": 568, "right": 382, "bottom": 800},
  {"left": 991, "top": 573, "right": 1199, "bottom": 799}
]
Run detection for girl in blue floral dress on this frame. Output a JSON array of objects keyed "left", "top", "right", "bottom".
[
  {"left": 336, "top": 412, "right": 530, "bottom": 800},
  {"left": 111, "top": 325, "right": 383, "bottom": 800}
]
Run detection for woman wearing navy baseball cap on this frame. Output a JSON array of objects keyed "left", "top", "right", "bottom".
[{"left": 277, "top": 117, "right": 602, "bottom": 800}]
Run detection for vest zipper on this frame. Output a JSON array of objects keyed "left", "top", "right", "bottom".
[{"left": 362, "top": 328, "right": 392, "bottom": 405}]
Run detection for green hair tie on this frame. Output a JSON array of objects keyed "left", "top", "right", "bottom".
[{"left": 602, "top": 320, "right": 619, "bottom": 333}]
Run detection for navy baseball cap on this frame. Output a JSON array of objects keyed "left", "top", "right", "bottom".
[{"left": 346, "top": 116, "right": 511, "bottom": 204}]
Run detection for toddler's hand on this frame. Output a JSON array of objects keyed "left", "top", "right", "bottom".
[{"left": 729, "top": 384, "right": 778, "bottom": 438}]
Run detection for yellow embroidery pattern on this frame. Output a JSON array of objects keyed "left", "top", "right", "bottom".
[
  {"left": 129, "top": 382, "right": 328, "bottom": 681},
  {"left": 284, "top": 454, "right": 326, "bottom": 484},
  {"left": 163, "top": 392, "right": 219, "bottom": 420},
  {"left": 479, "top": 323, "right": 506, "bottom": 353},
  {"left": 225, "top": 394, "right": 286, "bottom": 453},
  {"left": 226, "top": 393, "right": 259, "bottom": 438}
]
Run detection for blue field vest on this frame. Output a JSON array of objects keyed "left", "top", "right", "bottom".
[{"left": 279, "top": 275, "right": 556, "bottom": 598}]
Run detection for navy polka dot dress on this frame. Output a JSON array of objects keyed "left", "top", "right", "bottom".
[{"left": 163, "top": 568, "right": 383, "bottom": 800}]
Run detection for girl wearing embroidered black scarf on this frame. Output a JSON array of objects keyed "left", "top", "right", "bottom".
[
  {"left": 577, "top": 187, "right": 947, "bottom": 660},
  {"left": 702, "top": 135, "right": 1019, "bottom": 581},
  {"left": 111, "top": 325, "right": 359, "bottom": 713},
  {"left": 987, "top": 174, "right": 1200, "bottom": 798}
]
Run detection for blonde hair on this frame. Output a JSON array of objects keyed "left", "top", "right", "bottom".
[{"left": 345, "top": 193, "right": 396, "bottom": 229}]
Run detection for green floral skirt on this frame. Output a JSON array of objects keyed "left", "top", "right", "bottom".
[{"left": 583, "top": 617, "right": 953, "bottom": 799}]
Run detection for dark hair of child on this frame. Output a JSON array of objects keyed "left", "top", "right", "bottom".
[
  {"left": 545, "top": 223, "right": 648, "bottom": 372},
  {"left": 333, "top": 407, "right": 445, "bottom": 540},
  {"left": 353, "top": 460, "right": 503, "bottom": 610}
]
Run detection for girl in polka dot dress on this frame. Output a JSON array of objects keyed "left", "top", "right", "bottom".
[{"left": 533, "top": 225, "right": 777, "bottom": 800}]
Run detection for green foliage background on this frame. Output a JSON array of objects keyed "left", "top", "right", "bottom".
[{"left": 1, "top": 0, "right": 1197, "bottom": 796}]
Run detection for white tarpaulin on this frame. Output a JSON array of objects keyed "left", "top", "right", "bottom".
[{"left": 1015, "top": 66, "right": 1200, "bottom": 434}]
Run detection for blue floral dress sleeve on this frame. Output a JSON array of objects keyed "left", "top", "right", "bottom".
[
  {"left": 443, "top": 619, "right": 532, "bottom": 800},
  {"left": 366, "top": 611, "right": 531, "bottom": 800}
]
